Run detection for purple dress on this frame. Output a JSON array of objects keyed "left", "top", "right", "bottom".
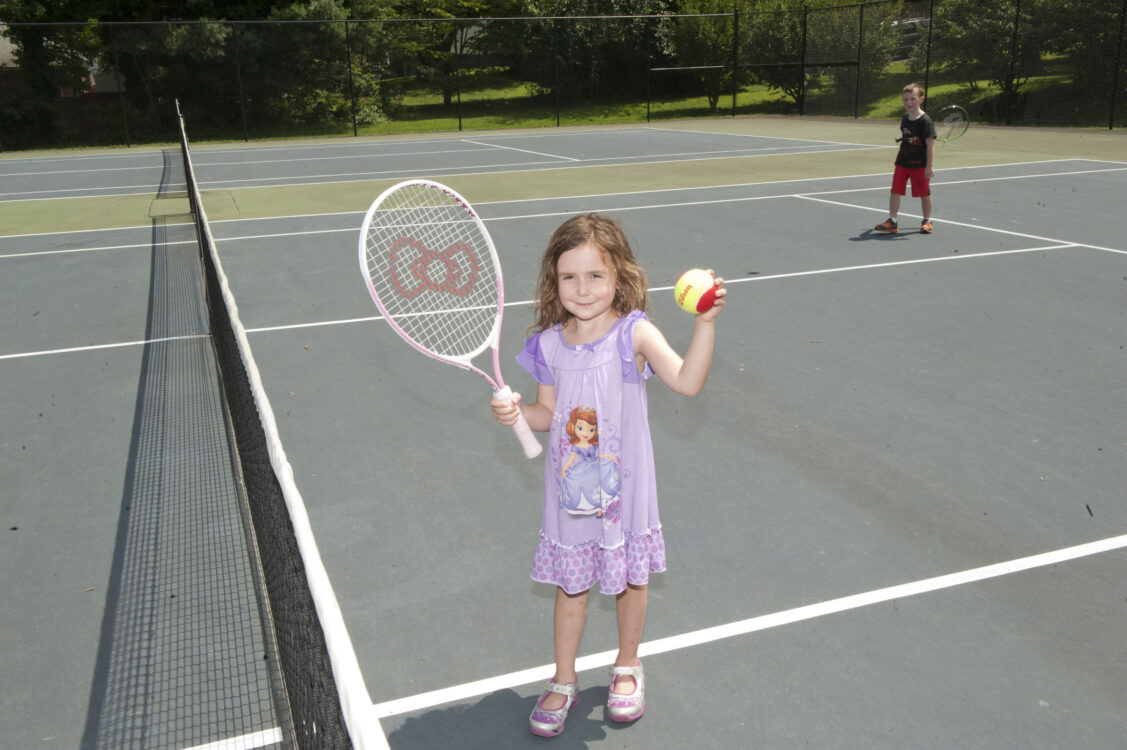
[{"left": 517, "top": 310, "right": 667, "bottom": 595}]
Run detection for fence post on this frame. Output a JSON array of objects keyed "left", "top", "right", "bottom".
[
  {"left": 855, "top": 3, "right": 864, "bottom": 119},
  {"left": 923, "top": 0, "right": 934, "bottom": 99},
  {"left": 800, "top": 4, "right": 808, "bottom": 115},
  {"left": 646, "top": 58, "right": 652, "bottom": 123},
  {"left": 109, "top": 27, "right": 131, "bottom": 148},
  {"left": 553, "top": 19, "right": 561, "bottom": 127},
  {"left": 345, "top": 20, "right": 358, "bottom": 137},
  {"left": 732, "top": 6, "right": 739, "bottom": 116},
  {"left": 1005, "top": 0, "right": 1022, "bottom": 126},
  {"left": 231, "top": 24, "right": 249, "bottom": 142},
  {"left": 455, "top": 20, "right": 464, "bottom": 132},
  {"left": 1111, "top": 0, "right": 1127, "bottom": 129}
]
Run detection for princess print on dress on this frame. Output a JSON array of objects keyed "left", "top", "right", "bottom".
[{"left": 559, "top": 405, "right": 621, "bottom": 516}]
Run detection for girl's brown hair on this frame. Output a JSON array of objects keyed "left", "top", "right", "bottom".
[{"left": 530, "top": 214, "right": 648, "bottom": 333}]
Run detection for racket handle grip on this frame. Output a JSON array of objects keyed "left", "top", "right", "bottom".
[{"left": 495, "top": 386, "right": 543, "bottom": 459}]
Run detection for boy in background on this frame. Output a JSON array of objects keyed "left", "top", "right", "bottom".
[{"left": 875, "top": 82, "right": 936, "bottom": 234}]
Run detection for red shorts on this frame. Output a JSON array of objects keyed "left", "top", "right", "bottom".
[{"left": 891, "top": 164, "right": 930, "bottom": 197}]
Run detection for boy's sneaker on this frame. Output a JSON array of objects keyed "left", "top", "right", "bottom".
[
  {"left": 920, "top": 220, "right": 933, "bottom": 234},
  {"left": 874, "top": 218, "right": 898, "bottom": 233}
]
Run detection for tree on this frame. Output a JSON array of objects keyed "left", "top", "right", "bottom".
[
  {"left": 492, "top": 0, "right": 675, "bottom": 102},
  {"left": 920, "top": 0, "right": 1057, "bottom": 102},
  {"left": 384, "top": 0, "right": 491, "bottom": 107},
  {"left": 0, "top": 0, "right": 106, "bottom": 146},
  {"left": 669, "top": 0, "right": 743, "bottom": 114},
  {"left": 744, "top": 0, "right": 902, "bottom": 111}
]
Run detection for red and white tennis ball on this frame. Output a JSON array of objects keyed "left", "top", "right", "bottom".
[{"left": 674, "top": 268, "right": 718, "bottom": 313}]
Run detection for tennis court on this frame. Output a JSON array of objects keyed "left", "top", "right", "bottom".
[{"left": 2, "top": 117, "right": 1125, "bottom": 749}]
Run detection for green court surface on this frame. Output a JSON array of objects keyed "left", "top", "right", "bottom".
[
  {"left": 4, "top": 114, "right": 1125, "bottom": 750},
  {"left": 5, "top": 117, "right": 1125, "bottom": 236}
]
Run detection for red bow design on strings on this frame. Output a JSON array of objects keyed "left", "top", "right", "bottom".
[{"left": 388, "top": 237, "right": 480, "bottom": 298}]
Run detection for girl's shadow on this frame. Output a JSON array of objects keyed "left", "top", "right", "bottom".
[{"left": 386, "top": 686, "right": 608, "bottom": 749}]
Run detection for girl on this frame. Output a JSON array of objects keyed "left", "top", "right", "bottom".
[{"left": 491, "top": 214, "right": 725, "bottom": 737}]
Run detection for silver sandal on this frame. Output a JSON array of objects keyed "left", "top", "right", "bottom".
[
  {"left": 607, "top": 660, "right": 645, "bottom": 723},
  {"left": 529, "top": 679, "right": 579, "bottom": 737}
]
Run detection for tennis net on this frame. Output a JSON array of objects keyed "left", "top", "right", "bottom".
[{"left": 175, "top": 100, "right": 357, "bottom": 749}]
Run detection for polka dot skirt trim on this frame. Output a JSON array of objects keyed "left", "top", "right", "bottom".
[{"left": 531, "top": 528, "right": 667, "bottom": 595}]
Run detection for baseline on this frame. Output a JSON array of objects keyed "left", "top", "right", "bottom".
[{"left": 367, "top": 534, "right": 1127, "bottom": 721}]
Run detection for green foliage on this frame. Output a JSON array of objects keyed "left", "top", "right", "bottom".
[
  {"left": 492, "top": 0, "right": 676, "bottom": 102},
  {"left": 667, "top": 0, "right": 740, "bottom": 113},
  {"left": 743, "top": 0, "right": 902, "bottom": 109},
  {"left": 1, "top": 0, "right": 1126, "bottom": 147},
  {"left": 925, "top": 0, "right": 1055, "bottom": 95}
]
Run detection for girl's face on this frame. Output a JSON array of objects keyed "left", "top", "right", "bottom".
[{"left": 557, "top": 242, "right": 617, "bottom": 325}]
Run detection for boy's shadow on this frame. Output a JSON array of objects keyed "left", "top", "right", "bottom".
[
  {"left": 386, "top": 686, "right": 609, "bottom": 749},
  {"left": 851, "top": 228, "right": 909, "bottom": 241}
]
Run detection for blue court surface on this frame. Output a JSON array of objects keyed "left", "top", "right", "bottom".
[{"left": 2, "top": 121, "right": 1125, "bottom": 749}]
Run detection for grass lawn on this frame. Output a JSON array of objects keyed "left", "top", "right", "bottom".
[{"left": 351, "top": 62, "right": 1121, "bottom": 139}]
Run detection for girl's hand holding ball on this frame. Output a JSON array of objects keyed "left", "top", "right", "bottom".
[{"left": 674, "top": 268, "right": 726, "bottom": 318}]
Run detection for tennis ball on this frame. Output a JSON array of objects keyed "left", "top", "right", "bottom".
[{"left": 674, "top": 268, "right": 718, "bottom": 314}]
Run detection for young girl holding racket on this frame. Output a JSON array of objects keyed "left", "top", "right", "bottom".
[{"left": 490, "top": 214, "right": 725, "bottom": 737}]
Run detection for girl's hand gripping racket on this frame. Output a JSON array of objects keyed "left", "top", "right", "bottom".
[{"left": 359, "top": 179, "right": 542, "bottom": 459}]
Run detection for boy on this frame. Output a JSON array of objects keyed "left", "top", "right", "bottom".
[{"left": 875, "top": 82, "right": 936, "bottom": 234}]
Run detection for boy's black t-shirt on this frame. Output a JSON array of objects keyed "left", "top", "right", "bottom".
[{"left": 895, "top": 112, "right": 936, "bottom": 168}]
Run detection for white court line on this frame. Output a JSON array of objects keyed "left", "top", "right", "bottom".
[
  {"left": 9, "top": 242, "right": 1069, "bottom": 354},
  {"left": 796, "top": 194, "right": 1126, "bottom": 254},
  {"left": 248, "top": 315, "right": 384, "bottom": 334},
  {"left": 2, "top": 141, "right": 885, "bottom": 202},
  {"left": 0, "top": 222, "right": 185, "bottom": 241},
  {"left": 241, "top": 243, "right": 1077, "bottom": 337},
  {"left": 193, "top": 146, "right": 494, "bottom": 169},
  {"left": 181, "top": 727, "right": 283, "bottom": 750},
  {"left": 644, "top": 124, "right": 879, "bottom": 149},
  {"left": 462, "top": 138, "right": 579, "bottom": 162},
  {"left": 1, "top": 156, "right": 1113, "bottom": 213},
  {"left": 4, "top": 163, "right": 1120, "bottom": 349},
  {"left": 2, "top": 164, "right": 165, "bottom": 177},
  {"left": 0, "top": 146, "right": 781, "bottom": 201},
  {"left": 666, "top": 244, "right": 1082, "bottom": 288},
  {"left": 131, "top": 170, "right": 1114, "bottom": 252},
  {"left": 0, "top": 182, "right": 186, "bottom": 200},
  {"left": 195, "top": 160, "right": 1125, "bottom": 244},
  {"left": 0, "top": 147, "right": 494, "bottom": 176},
  {"left": 0, "top": 239, "right": 195, "bottom": 259},
  {"left": 368, "top": 533, "right": 1127, "bottom": 720},
  {"left": 165, "top": 150, "right": 1117, "bottom": 199},
  {"left": 191, "top": 143, "right": 881, "bottom": 190},
  {"left": 0, "top": 333, "right": 209, "bottom": 361}
]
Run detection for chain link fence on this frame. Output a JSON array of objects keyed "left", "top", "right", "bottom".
[{"left": 2, "top": 0, "right": 1125, "bottom": 150}]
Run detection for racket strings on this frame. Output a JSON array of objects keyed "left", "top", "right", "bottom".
[
  {"left": 364, "top": 185, "right": 500, "bottom": 359},
  {"left": 938, "top": 106, "right": 968, "bottom": 141}
]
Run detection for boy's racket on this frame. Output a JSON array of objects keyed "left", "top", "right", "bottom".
[
  {"left": 359, "top": 179, "right": 542, "bottom": 459},
  {"left": 936, "top": 104, "right": 969, "bottom": 142}
]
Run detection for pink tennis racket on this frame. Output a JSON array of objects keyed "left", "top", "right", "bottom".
[{"left": 359, "top": 179, "right": 542, "bottom": 459}]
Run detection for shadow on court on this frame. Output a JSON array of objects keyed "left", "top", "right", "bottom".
[
  {"left": 850, "top": 228, "right": 912, "bottom": 241},
  {"left": 386, "top": 687, "right": 614, "bottom": 749}
]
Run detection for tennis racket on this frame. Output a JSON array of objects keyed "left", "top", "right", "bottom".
[
  {"left": 359, "top": 179, "right": 542, "bottom": 459},
  {"left": 936, "top": 104, "right": 969, "bottom": 142}
]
